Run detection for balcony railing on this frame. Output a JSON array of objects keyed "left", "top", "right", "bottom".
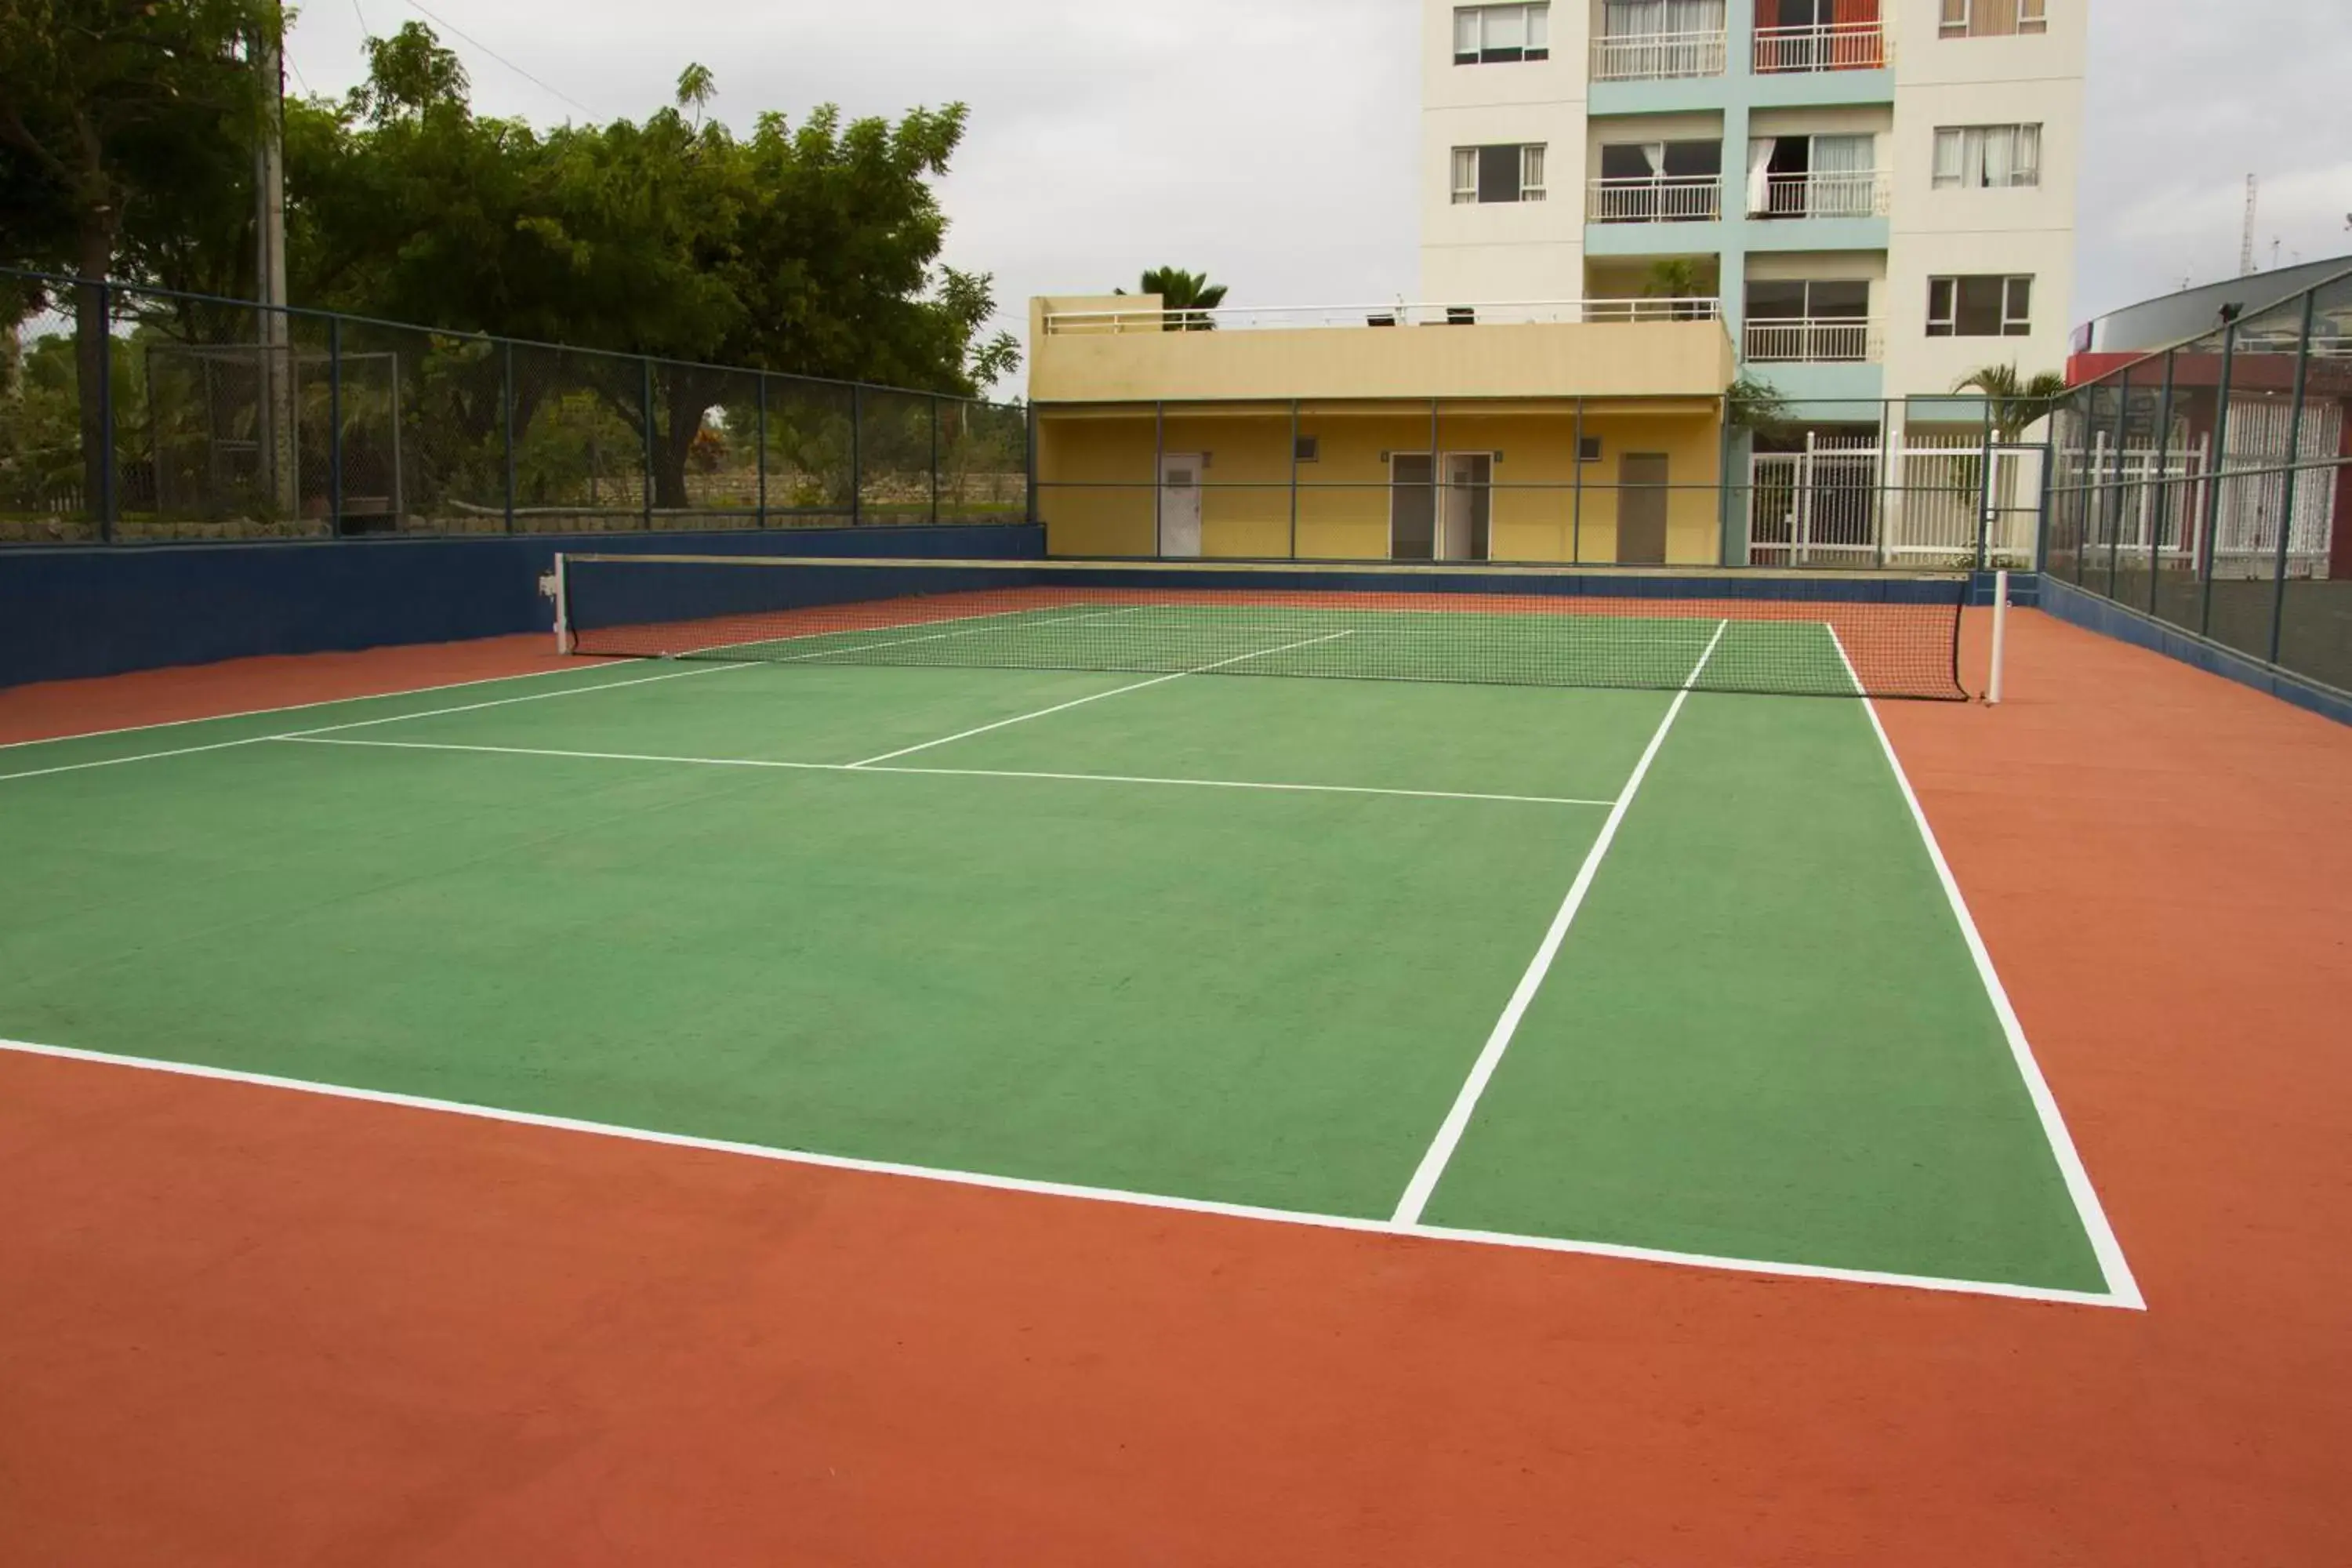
[
  {"left": 1744, "top": 317, "right": 1884, "bottom": 364},
  {"left": 1752, "top": 20, "right": 1888, "bottom": 74},
  {"left": 1040, "top": 299, "right": 1722, "bottom": 334},
  {"left": 1588, "top": 175, "right": 1723, "bottom": 224},
  {"left": 1750, "top": 169, "right": 1889, "bottom": 220},
  {"left": 1590, "top": 28, "right": 1727, "bottom": 82}
]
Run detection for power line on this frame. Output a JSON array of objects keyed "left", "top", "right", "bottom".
[{"left": 401, "top": 0, "right": 596, "bottom": 118}]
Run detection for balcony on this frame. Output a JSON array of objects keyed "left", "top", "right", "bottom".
[
  {"left": 1744, "top": 317, "right": 1884, "bottom": 365},
  {"left": 1590, "top": 28, "right": 1727, "bottom": 82},
  {"left": 1751, "top": 169, "right": 1889, "bottom": 220},
  {"left": 1588, "top": 175, "right": 1723, "bottom": 224},
  {"left": 1752, "top": 20, "right": 1888, "bottom": 73}
]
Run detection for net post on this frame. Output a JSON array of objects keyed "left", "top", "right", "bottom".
[
  {"left": 550, "top": 551, "right": 573, "bottom": 656},
  {"left": 1987, "top": 568, "right": 2010, "bottom": 706}
]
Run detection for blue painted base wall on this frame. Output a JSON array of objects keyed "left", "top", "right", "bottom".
[
  {"left": 2038, "top": 575, "right": 2352, "bottom": 727},
  {"left": 0, "top": 524, "right": 1044, "bottom": 689}
]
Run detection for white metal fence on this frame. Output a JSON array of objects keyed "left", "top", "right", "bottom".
[
  {"left": 1755, "top": 169, "right": 1889, "bottom": 220},
  {"left": 1751, "top": 20, "right": 1888, "bottom": 73},
  {"left": 1588, "top": 175, "right": 1724, "bottom": 223},
  {"left": 1748, "top": 431, "right": 2043, "bottom": 568},
  {"left": 2067, "top": 403, "right": 2343, "bottom": 578},
  {"left": 1590, "top": 27, "right": 1727, "bottom": 81},
  {"left": 1743, "top": 318, "right": 1883, "bottom": 365}
]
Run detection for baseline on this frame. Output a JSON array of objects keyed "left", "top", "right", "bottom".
[{"left": 0, "top": 1036, "right": 2138, "bottom": 1311}]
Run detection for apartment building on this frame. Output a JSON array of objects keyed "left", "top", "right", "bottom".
[{"left": 1422, "top": 0, "right": 2085, "bottom": 428}]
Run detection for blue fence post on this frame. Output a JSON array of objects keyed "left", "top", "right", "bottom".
[
  {"left": 755, "top": 372, "right": 768, "bottom": 528},
  {"left": 96, "top": 279, "right": 117, "bottom": 541},
  {"left": 2197, "top": 323, "right": 2238, "bottom": 638},
  {"left": 501, "top": 340, "right": 517, "bottom": 534},
  {"left": 328, "top": 314, "right": 345, "bottom": 536},
  {"left": 641, "top": 358, "right": 656, "bottom": 531},
  {"left": 1025, "top": 401, "right": 1040, "bottom": 529},
  {"left": 930, "top": 394, "right": 942, "bottom": 526},
  {"left": 850, "top": 383, "right": 863, "bottom": 526},
  {"left": 2267, "top": 289, "right": 2318, "bottom": 665}
]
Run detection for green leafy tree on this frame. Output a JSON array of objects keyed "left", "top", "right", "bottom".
[
  {"left": 0, "top": 0, "right": 284, "bottom": 506},
  {"left": 1955, "top": 363, "right": 2071, "bottom": 441},
  {"left": 1117, "top": 267, "right": 1229, "bottom": 330}
]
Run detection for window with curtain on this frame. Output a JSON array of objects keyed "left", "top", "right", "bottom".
[
  {"left": 1602, "top": 0, "right": 1724, "bottom": 39},
  {"left": 1940, "top": 0, "right": 2045, "bottom": 37},
  {"left": 1807, "top": 134, "right": 1876, "bottom": 216},
  {"left": 1450, "top": 148, "right": 1478, "bottom": 205},
  {"left": 1932, "top": 125, "right": 2042, "bottom": 188},
  {"left": 1454, "top": 3, "right": 1551, "bottom": 63},
  {"left": 1929, "top": 275, "right": 2033, "bottom": 336}
]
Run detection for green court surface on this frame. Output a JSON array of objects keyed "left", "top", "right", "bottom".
[{"left": 0, "top": 642, "right": 2125, "bottom": 1303}]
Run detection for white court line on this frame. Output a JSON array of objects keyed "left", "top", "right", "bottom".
[
  {"left": 0, "top": 660, "right": 756, "bottom": 786},
  {"left": 1826, "top": 627, "right": 2145, "bottom": 1312},
  {"left": 1390, "top": 618, "right": 1731, "bottom": 1228},
  {"left": 845, "top": 631, "right": 1356, "bottom": 768},
  {"left": 0, "top": 1035, "right": 2136, "bottom": 1310},
  {"left": 275, "top": 734, "right": 1614, "bottom": 808}
]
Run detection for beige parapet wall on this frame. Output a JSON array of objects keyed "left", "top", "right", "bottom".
[{"left": 1029, "top": 296, "right": 1737, "bottom": 405}]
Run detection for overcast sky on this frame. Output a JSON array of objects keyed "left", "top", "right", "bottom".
[{"left": 289, "top": 0, "right": 2352, "bottom": 375}]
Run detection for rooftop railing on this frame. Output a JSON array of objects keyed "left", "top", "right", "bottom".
[{"left": 1040, "top": 299, "right": 1725, "bottom": 335}]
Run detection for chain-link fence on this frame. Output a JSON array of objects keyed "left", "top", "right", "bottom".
[
  {"left": 2045, "top": 265, "right": 2352, "bottom": 694},
  {"left": 1030, "top": 397, "right": 2031, "bottom": 569},
  {"left": 0, "top": 268, "right": 1029, "bottom": 546}
]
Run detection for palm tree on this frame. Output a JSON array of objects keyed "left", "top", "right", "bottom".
[
  {"left": 1955, "top": 363, "right": 2071, "bottom": 442},
  {"left": 1115, "top": 267, "right": 1229, "bottom": 331}
]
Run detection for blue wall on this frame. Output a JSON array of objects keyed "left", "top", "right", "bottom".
[
  {"left": 0, "top": 524, "right": 1044, "bottom": 689},
  {"left": 2038, "top": 575, "right": 2352, "bottom": 727}
]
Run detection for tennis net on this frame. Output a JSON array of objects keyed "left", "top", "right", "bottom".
[{"left": 558, "top": 554, "right": 1971, "bottom": 701}]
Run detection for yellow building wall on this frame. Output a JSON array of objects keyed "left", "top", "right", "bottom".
[{"left": 1037, "top": 401, "right": 1725, "bottom": 564}]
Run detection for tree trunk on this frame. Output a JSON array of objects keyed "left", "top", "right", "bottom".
[{"left": 73, "top": 212, "right": 116, "bottom": 523}]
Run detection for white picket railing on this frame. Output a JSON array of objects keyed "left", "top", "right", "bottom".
[
  {"left": 1753, "top": 169, "right": 1889, "bottom": 220},
  {"left": 1587, "top": 175, "right": 1723, "bottom": 223},
  {"left": 1748, "top": 432, "right": 2043, "bottom": 568},
  {"left": 2067, "top": 408, "right": 2343, "bottom": 577},
  {"left": 1590, "top": 27, "right": 1727, "bottom": 81},
  {"left": 1743, "top": 318, "right": 1883, "bottom": 364},
  {"left": 1751, "top": 20, "right": 1887, "bottom": 73}
]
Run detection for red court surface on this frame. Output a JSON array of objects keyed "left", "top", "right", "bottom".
[{"left": 4, "top": 611, "right": 2349, "bottom": 1566}]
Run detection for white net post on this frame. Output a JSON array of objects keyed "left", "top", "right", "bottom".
[
  {"left": 1987, "top": 568, "right": 2010, "bottom": 705},
  {"left": 549, "top": 552, "right": 574, "bottom": 655}
]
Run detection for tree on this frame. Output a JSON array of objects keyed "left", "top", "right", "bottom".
[
  {"left": 1726, "top": 373, "right": 1789, "bottom": 430},
  {"left": 0, "top": 0, "right": 284, "bottom": 508},
  {"left": 1116, "top": 267, "right": 1228, "bottom": 330},
  {"left": 1642, "top": 259, "right": 1712, "bottom": 319},
  {"left": 1955, "top": 363, "right": 2071, "bottom": 442}
]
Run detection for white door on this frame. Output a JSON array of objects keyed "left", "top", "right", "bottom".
[
  {"left": 1159, "top": 453, "right": 1204, "bottom": 557},
  {"left": 1439, "top": 454, "right": 1491, "bottom": 561}
]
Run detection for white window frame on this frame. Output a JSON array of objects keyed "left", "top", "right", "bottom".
[
  {"left": 1454, "top": 3, "right": 1552, "bottom": 65},
  {"left": 1450, "top": 143, "right": 1547, "bottom": 204},
  {"left": 1928, "top": 274, "right": 2034, "bottom": 338},
  {"left": 1932, "top": 124, "right": 2043, "bottom": 189}
]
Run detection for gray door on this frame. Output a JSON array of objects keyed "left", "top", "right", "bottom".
[
  {"left": 1618, "top": 453, "right": 1669, "bottom": 564},
  {"left": 1391, "top": 454, "right": 1436, "bottom": 560}
]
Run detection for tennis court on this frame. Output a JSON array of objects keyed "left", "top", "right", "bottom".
[{"left": 0, "top": 558, "right": 2133, "bottom": 1305}]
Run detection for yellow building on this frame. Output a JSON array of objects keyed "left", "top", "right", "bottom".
[{"left": 1028, "top": 296, "right": 1738, "bottom": 565}]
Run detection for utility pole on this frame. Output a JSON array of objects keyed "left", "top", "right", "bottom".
[{"left": 256, "top": 20, "right": 297, "bottom": 517}]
